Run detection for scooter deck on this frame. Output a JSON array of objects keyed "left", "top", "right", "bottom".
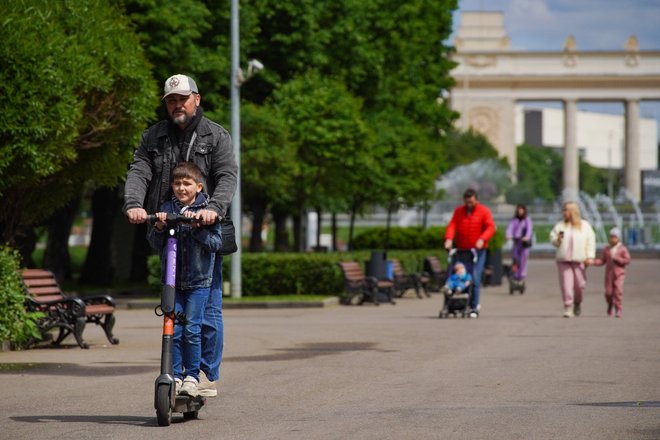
[{"left": 174, "top": 394, "right": 206, "bottom": 413}]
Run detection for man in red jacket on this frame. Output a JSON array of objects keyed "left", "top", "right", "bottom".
[{"left": 444, "top": 188, "right": 496, "bottom": 318}]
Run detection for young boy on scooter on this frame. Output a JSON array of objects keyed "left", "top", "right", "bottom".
[{"left": 147, "top": 162, "right": 222, "bottom": 397}]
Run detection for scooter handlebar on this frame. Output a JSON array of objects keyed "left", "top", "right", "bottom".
[{"left": 146, "top": 213, "right": 202, "bottom": 225}]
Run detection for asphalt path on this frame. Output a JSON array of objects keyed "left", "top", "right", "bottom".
[{"left": 1, "top": 258, "right": 659, "bottom": 440}]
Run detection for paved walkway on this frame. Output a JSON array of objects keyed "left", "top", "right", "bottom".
[{"left": 1, "top": 259, "right": 659, "bottom": 439}]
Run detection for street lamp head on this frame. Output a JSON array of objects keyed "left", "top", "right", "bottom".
[{"left": 247, "top": 59, "right": 264, "bottom": 76}]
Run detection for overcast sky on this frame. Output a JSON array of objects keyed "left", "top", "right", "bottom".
[
  {"left": 451, "top": 0, "right": 660, "bottom": 130},
  {"left": 452, "top": 0, "right": 660, "bottom": 51}
]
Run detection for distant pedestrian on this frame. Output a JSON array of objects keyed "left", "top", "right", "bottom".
[
  {"left": 589, "top": 227, "right": 631, "bottom": 318},
  {"left": 549, "top": 201, "right": 596, "bottom": 318},
  {"left": 444, "top": 188, "right": 496, "bottom": 318},
  {"left": 505, "top": 204, "right": 533, "bottom": 287}
]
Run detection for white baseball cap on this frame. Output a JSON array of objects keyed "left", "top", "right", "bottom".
[{"left": 163, "top": 74, "right": 199, "bottom": 99}]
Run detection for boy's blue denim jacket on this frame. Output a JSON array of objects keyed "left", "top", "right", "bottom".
[{"left": 146, "top": 192, "right": 222, "bottom": 290}]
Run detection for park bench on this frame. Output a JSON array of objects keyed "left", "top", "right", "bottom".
[
  {"left": 423, "top": 256, "right": 447, "bottom": 293},
  {"left": 390, "top": 258, "right": 430, "bottom": 299},
  {"left": 21, "top": 269, "right": 119, "bottom": 349},
  {"left": 336, "top": 261, "right": 395, "bottom": 305}
]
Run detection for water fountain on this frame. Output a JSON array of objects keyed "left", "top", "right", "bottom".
[{"left": 435, "top": 158, "right": 513, "bottom": 201}]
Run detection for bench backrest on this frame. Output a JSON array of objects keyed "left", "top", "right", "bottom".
[
  {"left": 390, "top": 259, "right": 405, "bottom": 277},
  {"left": 424, "top": 256, "right": 443, "bottom": 274},
  {"left": 337, "top": 261, "right": 365, "bottom": 282},
  {"left": 21, "top": 269, "right": 65, "bottom": 303}
]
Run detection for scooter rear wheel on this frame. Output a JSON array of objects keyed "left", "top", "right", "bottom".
[{"left": 156, "top": 383, "right": 172, "bottom": 426}]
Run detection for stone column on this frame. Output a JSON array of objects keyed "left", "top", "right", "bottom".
[
  {"left": 624, "top": 99, "right": 641, "bottom": 200},
  {"left": 562, "top": 99, "right": 579, "bottom": 201}
]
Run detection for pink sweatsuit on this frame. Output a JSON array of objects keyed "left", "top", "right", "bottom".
[{"left": 592, "top": 243, "right": 631, "bottom": 311}]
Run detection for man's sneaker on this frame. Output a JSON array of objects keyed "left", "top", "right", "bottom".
[
  {"left": 563, "top": 306, "right": 574, "bottom": 318},
  {"left": 175, "top": 377, "right": 183, "bottom": 395},
  {"left": 573, "top": 303, "right": 581, "bottom": 316},
  {"left": 615, "top": 309, "right": 623, "bottom": 318},
  {"left": 179, "top": 376, "right": 199, "bottom": 397},
  {"left": 607, "top": 303, "right": 614, "bottom": 316},
  {"left": 198, "top": 371, "right": 218, "bottom": 398},
  {"left": 468, "top": 311, "right": 478, "bottom": 319}
]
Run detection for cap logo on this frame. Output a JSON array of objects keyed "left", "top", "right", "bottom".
[{"left": 169, "top": 77, "right": 180, "bottom": 88}]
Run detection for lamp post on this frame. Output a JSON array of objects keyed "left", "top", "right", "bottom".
[
  {"left": 230, "top": 0, "right": 262, "bottom": 298},
  {"left": 230, "top": 0, "right": 241, "bottom": 298}
]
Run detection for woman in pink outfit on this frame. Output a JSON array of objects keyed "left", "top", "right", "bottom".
[
  {"left": 549, "top": 202, "right": 596, "bottom": 318},
  {"left": 590, "top": 227, "right": 631, "bottom": 318}
]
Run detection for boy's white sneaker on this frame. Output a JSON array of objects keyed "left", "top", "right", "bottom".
[{"left": 179, "top": 376, "right": 199, "bottom": 397}]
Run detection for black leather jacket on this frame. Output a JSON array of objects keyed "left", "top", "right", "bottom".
[{"left": 123, "top": 116, "right": 238, "bottom": 218}]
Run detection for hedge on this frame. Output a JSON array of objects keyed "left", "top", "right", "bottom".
[
  {"left": 148, "top": 249, "right": 445, "bottom": 297},
  {"left": 0, "top": 245, "right": 43, "bottom": 348}
]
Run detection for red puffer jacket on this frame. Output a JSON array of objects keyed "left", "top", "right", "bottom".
[{"left": 444, "top": 203, "right": 496, "bottom": 249}]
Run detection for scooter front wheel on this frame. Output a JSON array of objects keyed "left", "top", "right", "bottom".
[{"left": 156, "top": 383, "right": 172, "bottom": 426}]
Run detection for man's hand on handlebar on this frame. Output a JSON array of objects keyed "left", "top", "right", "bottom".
[
  {"left": 195, "top": 209, "right": 219, "bottom": 225},
  {"left": 444, "top": 239, "right": 453, "bottom": 250},
  {"left": 126, "top": 208, "right": 147, "bottom": 224}
]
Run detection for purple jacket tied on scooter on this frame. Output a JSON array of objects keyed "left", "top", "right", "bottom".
[{"left": 147, "top": 192, "right": 222, "bottom": 290}]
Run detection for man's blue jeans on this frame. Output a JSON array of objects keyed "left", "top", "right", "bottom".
[
  {"left": 470, "top": 249, "right": 487, "bottom": 311},
  {"left": 173, "top": 286, "right": 210, "bottom": 381},
  {"left": 200, "top": 256, "right": 224, "bottom": 382}
]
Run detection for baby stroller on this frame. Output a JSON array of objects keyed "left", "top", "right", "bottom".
[
  {"left": 439, "top": 249, "right": 478, "bottom": 319},
  {"left": 505, "top": 259, "right": 526, "bottom": 294}
]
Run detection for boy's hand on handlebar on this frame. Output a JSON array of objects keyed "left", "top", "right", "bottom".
[
  {"left": 126, "top": 208, "right": 147, "bottom": 224},
  {"left": 154, "top": 212, "right": 167, "bottom": 230}
]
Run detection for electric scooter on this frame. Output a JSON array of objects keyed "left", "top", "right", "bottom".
[{"left": 147, "top": 213, "right": 206, "bottom": 426}]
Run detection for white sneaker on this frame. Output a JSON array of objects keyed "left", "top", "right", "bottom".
[
  {"left": 175, "top": 377, "right": 183, "bottom": 395},
  {"left": 468, "top": 311, "right": 478, "bottom": 319},
  {"left": 179, "top": 376, "right": 199, "bottom": 397},
  {"left": 563, "top": 306, "right": 574, "bottom": 318},
  {"left": 198, "top": 370, "right": 218, "bottom": 397}
]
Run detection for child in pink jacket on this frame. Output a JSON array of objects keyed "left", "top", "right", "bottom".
[{"left": 590, "top": 227, "right": 631, "bottom": 318}]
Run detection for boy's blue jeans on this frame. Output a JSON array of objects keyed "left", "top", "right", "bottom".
[
  {"left": 200, "top": 256, "right": 224, "bottom": 382},
  {"left": 173, "top": 286, "right": 210, "bottom": 381}
]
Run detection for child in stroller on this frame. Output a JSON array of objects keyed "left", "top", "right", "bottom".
[{"left": 439, "top": 250, "right": 477, "bottom": 319}]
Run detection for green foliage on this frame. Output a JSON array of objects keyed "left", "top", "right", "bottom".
[
  {"left": 442, "top": 128, "right": 501, "bottom": 171},
  {"left": 508, "top": 144, "right": 614, "bottom": 205},
  {"left": 0, "top": 0, "right": 157, "bottom": 242},
  {"left": 0, "top": 245, "right": 43, "bottom": 347},
  {"left": 352, "top": 226, "right": 446, "bottom": 250},
  {"left": 352, "top": 226, "right": 505, "bottom": 251}
]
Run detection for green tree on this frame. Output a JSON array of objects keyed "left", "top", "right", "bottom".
[
  {"left": 271, "top": 72, "right": 372, "bottom": 250},
  {"left": 0, "top": 0, "right": 156, "bottom": 269}
]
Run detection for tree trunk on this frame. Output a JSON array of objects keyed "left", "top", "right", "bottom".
[
  {"left": 248, "top": 198, "right": 267, "bottom": 252},
  {"left": 13, "top": 226, "right": 38, "bottom": 269},
  {"left": 80, "top": 187, "right": 120, "bottom": 286},
  {"left": 384, "top": 206, "right": 393, "bottom": 252},
  {"left": 272, "top": 206, "right": 289, "bottom": 252},
  {"left": 331, "top": 213, "right": 338, "bottom": 251},
  {"left": 315, "top": 207, "right": 322, "bottom": 251},
  {"left": 292, "top": 213, "right": 303, "bottom": 252},
  {"left": 130, "top": 223, "right": 150, "bottom": 282},
  {"left": 348, "top": 203, "right": 357, "bottom": 251},
  {"left": 44, "top": 197, "right": 81, "bottom": 283}
]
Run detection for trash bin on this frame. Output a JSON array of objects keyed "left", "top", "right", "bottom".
[{"left": 366, "top": 251, "right": 388, "bottom": 280}]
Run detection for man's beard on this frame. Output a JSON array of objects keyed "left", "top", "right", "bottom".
[{"left": 171, "top": 107, "right": 197, "bottom": 126}]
